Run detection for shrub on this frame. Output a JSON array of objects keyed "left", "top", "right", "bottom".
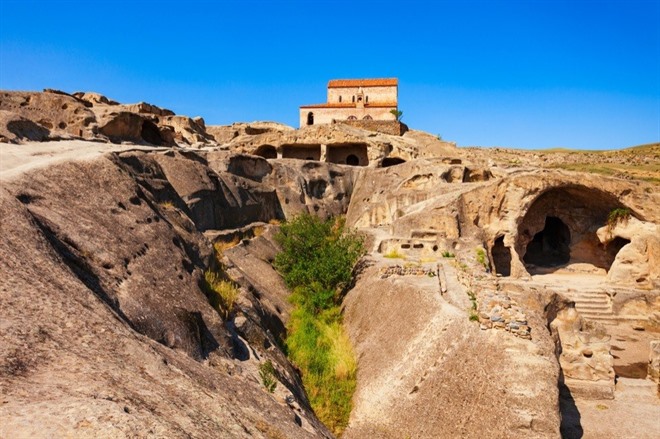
[
  {"left": 441, "top": 251, "right": 455, "bottom": 258},
  {"left": 274, "top": 214, "right": 363, "bottom": 435},
  {"left": 259, "top": 360, "right": 277, "bottom": 393},
  {"left": 274, "top": 214, "right": 364, "bottom": 313}
]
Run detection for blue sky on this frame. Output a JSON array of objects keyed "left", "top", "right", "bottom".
[{"left": 1, "top": 0, "right": 658, "bottom": 149}]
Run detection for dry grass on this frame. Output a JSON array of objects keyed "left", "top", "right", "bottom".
[
  {"left": 383, "top": 248, "right": 405, "bottom": 259},
  {"left": 204, "top": 270, "right": 239, "bottom": 318},
  {"left": 324, "top": 321, "right": 357, "bottom": 380},
  {"left": 213, "top": 236, "right": 240, "bottom": 255}
]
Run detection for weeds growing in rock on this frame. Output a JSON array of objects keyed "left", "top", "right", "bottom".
[
  {"left": 441, "top": 251, "right": 455, "bottom": 258},
  {"left": 384, "top": 249, "right": 405, "bottom": 259},
  {"left": 203, "top": 270, "right": 239, "bottom": 319},
  {"left": 607, "top": 208, "right": 631, "bottom": 230},
  {"left": 475, "top": 248, "right": 488, "bottom": 269},
  {"left": 213, "top": 236, "right": 240, "bottom": 257},
  {"left": 274, "top": 213, "right": 364, "bottom": 435},
  {"left": 259, "top": 360, "right": 277, "bottom": 393},
  {"left": 467, "top": 290, "right": 479, "bottom": 322}
]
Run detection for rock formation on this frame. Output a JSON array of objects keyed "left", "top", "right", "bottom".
[{"left": 1, "top": 89, "right": 659, "bottom": 438}]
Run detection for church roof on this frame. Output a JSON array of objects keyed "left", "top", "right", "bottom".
[{"left": 328, "top": 78, "right": 398, "bottom": 88}]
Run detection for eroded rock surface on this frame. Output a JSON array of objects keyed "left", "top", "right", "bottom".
[
  {"left": 2, "top": 91, "right": 659, "bottom": 438},
  {"left": 0, "top": 150, "right": 342, "bottom": 438}
]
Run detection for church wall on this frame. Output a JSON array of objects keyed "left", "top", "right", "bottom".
[
  {"left": 327, "top": 86, "right": 397, "bottom": 104},
  {"left": 299, "top": 106, "right": 396, "bottom": 127}
]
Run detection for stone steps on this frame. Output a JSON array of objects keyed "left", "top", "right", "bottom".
[
  {"left": 562, "top": 290, "right": 618, "bottom": 325},
  {"left": 615, "top": 378, "right": 659, "bottom": 402},
  {"left": 576, "top": 305, "right": 611, "bottom": 311}
]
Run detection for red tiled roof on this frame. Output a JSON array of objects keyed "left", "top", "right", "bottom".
[
  {"left": 300, "top": 102, "right": 397, "bottom": 109},
  {"left": 328, "top": 78, "right": 398, "bottom": 88}
]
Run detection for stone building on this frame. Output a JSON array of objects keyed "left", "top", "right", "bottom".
[{"left": 299, "top": 78, "right": 398, "bottom": 127}]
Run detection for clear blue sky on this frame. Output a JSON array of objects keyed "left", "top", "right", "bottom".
[{"left": 1, "top": 0, "right": 658, "bottom": 149}]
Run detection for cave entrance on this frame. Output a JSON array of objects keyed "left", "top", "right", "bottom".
[
  {"left": 325, "top": 144, "right": 369, "bottom": 166},
  {"left": 141, "top": 120, "right": 164, "bottom": 145},
  {"left": 381, "top": 157, "right": 406, "bottom": 167},
  {"left": 254, "top": 144, "right": 277, "bottom": 159},
  {"left": 523, "top": 216, "right": 571, "bottom": 267},
  {"left": 346, "top": 154, "right": 359, "bottom": 166},
  {"left": 492, "top": 236, "right": 511, "bottom": 276},
  {"left": 606, "top": 237, "right": 631, "bottom": 265}
]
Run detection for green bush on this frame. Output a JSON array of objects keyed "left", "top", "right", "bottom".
[
  {"left": 441, "top": 251, "right": 455, "bottom": 258},
  {"left": 274, "top": 214, "right": 363, "bottom": 435},
  {"left": 275, "top": 214, "right": 364, "bottom": 314}
]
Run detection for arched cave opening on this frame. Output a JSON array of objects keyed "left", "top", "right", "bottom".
[
  {"left": 141, "top": 120, "right": 163, "bottom": 146},
  {"left": 254, "top": 145, "right": 277, "bottom": 159},
  {"left": 382, "top": 157, "right": 406, "bottom": 167},
  {"left": 492, "top": 236, "right": 511, "bottom": 276},
  {"left": 517, "top": 186, "right": 632, "bottom": 274},
  {"left": 523, "top": 216, "right": 571, "bottom": 267},
  {"left": 346, "top": 154, "right": 359, "bottom": 166}
]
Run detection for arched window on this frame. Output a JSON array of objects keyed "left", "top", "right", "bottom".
[
  {"left": 347, "top": 115, "right": 357, "bottom": 120},
  {"left": 366, "top": 96, "right": 369, "bottom": 103},
  {"left": 363, "top": 115, "right": 373, "bottom": 120},
  {"left": 339, "top": 96, "right": 342, "bottom": 103},
  {"left": 307, "top": 112, "right": 314, "bottom": 125},
  {"left": 346, "top": 154, "right": 359, "bottom": 166},
  {"left": 352, "top": 96, "right": 355, "bottom": 103}
]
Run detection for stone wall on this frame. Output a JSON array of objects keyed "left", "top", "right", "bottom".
[
  {"left": 299, "top": 106, "right": 396, "bottom": 127},
  {"left": 340, "top": 120, "right": 406, "bottom": 136},
  {"left": 327, "top": 85, "right": 397, "bottom": 105}
]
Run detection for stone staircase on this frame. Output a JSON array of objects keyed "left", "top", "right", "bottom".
[{"left": 563, "top": 290, "right": 618, "bottom": 325}]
